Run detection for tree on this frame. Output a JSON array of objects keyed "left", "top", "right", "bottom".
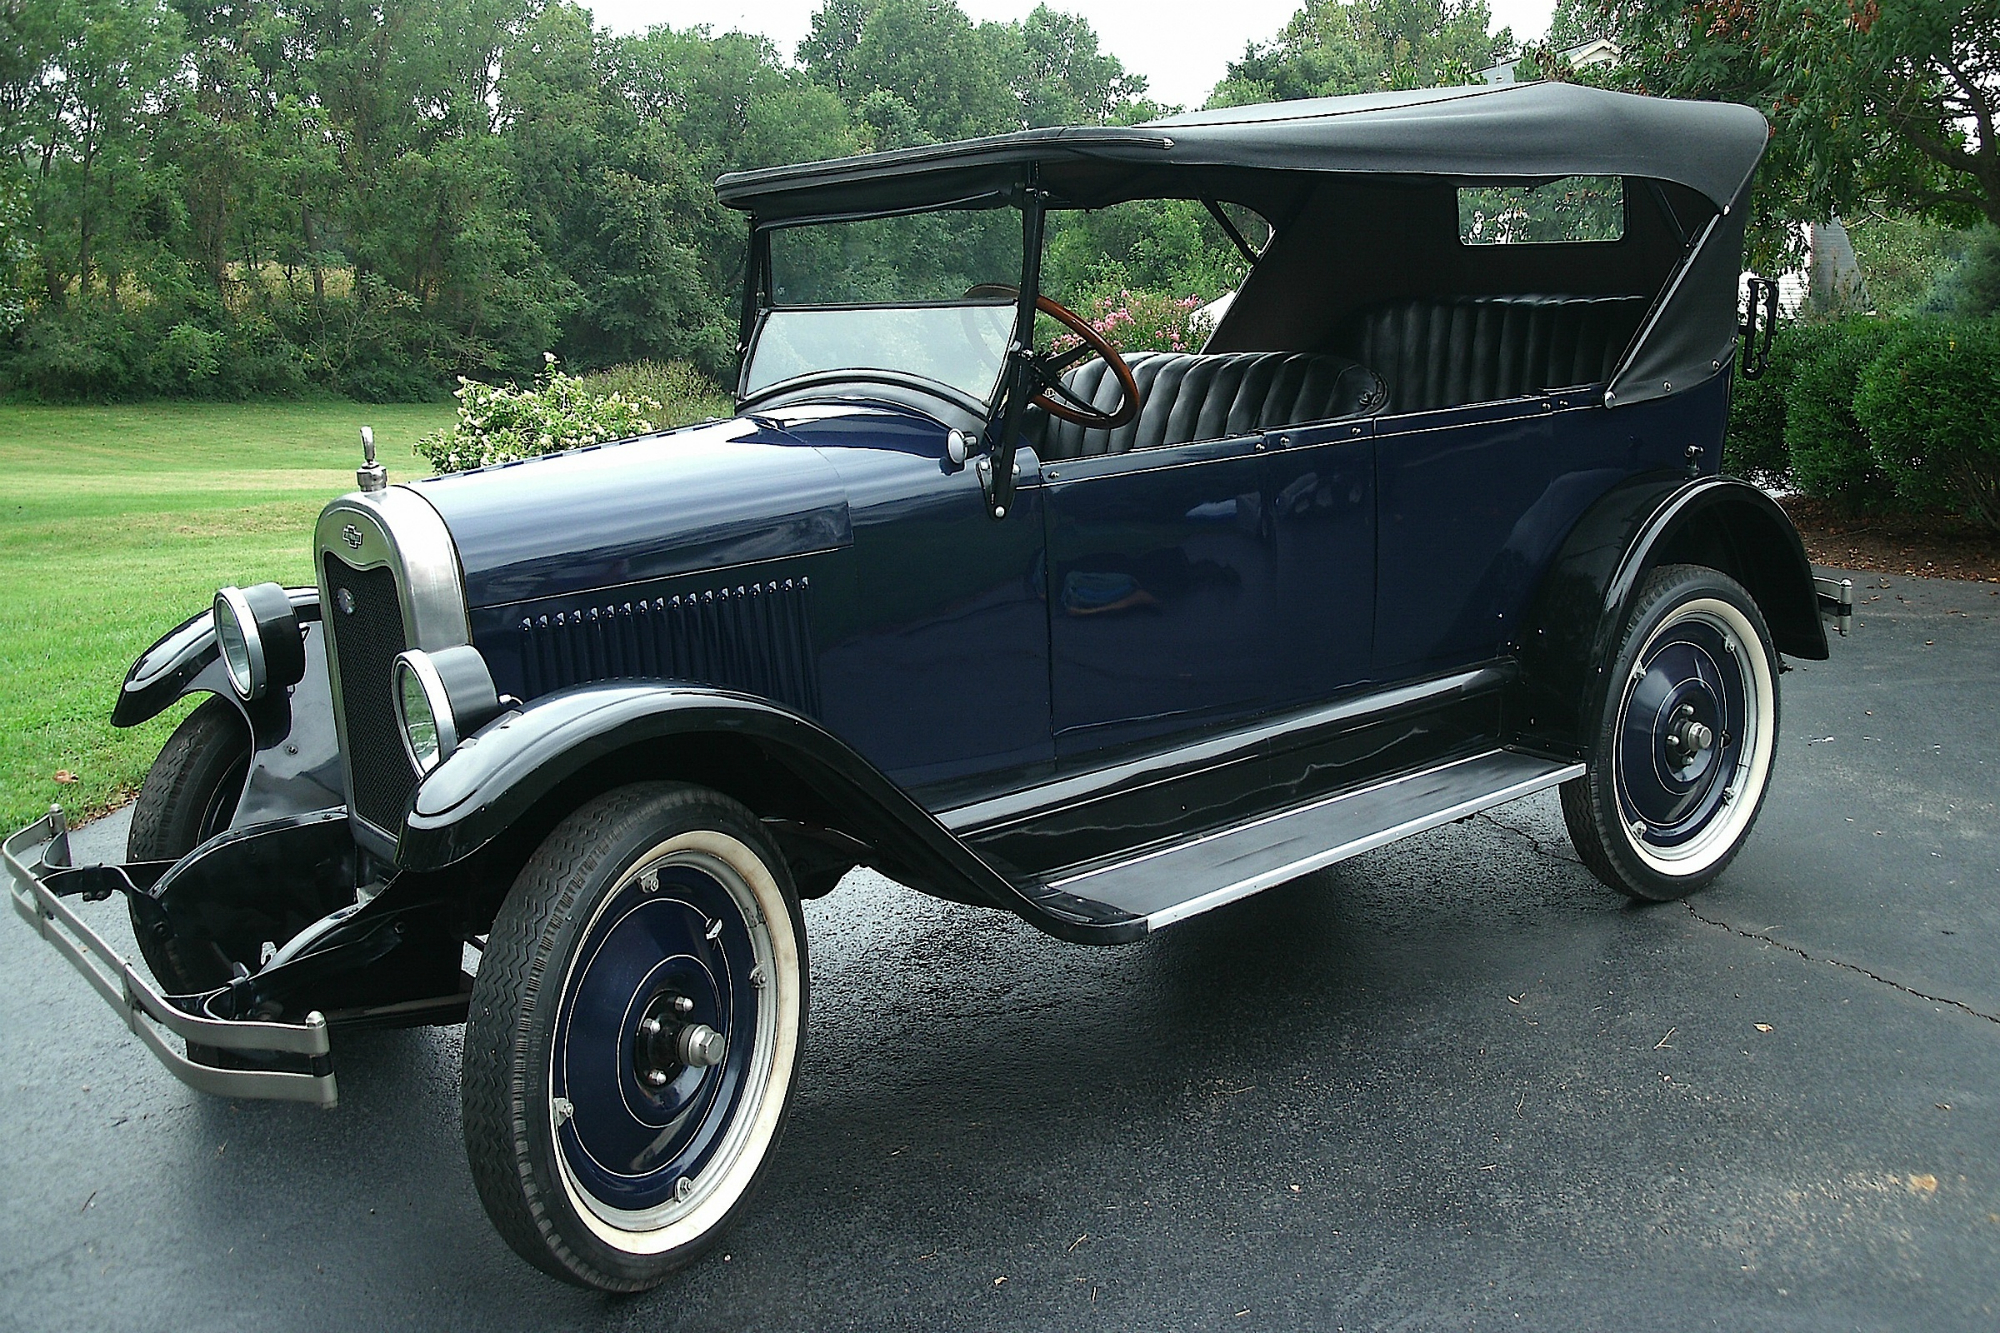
[
  {"left": 13, "top": 0, "right": 185, "bottom": 304},
  {"left": 1546, "top": 0, "right": 1600, "bottom": 49},
  {"left": 1015, "top": 5, "right": 1151, "bottom": 126},
  {"left": 813, "top": 0, "right": 1019, "bottom": 144},
  {"left": 1210, "top": 0, "right": 1514, "bottom": 107},
  {"left": 1605, "top": 0, "right": 2000, "bottom": 243},
  {"left": 799, "top": 1, "right": 1157, "bottom": 142}
]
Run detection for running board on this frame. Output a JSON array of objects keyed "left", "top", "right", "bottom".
[{"left": 1046, "top": 750, "right": 1584, "bottom": 931}]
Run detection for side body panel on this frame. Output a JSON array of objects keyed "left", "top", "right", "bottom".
[
  {"left": 1372, "top": 376, "right": 1727, "bottom": 678},
  {"left": 1038, "top": 423, "right": 1378, "bottom": 759},
  {"left": 775, "top": 408, "right": 1055, "bottom": 795},
  {"left": 435, "top": 407, "right": 1054, "bottom": 805}
]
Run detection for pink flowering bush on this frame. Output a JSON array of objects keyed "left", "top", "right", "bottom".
[{"left": 1052, "top": 289, "right": 1213, "bottom": 357}]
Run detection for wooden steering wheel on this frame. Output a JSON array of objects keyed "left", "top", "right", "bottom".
[{"left": 967, "top": 285, "right": 1141, "bottom": 430}]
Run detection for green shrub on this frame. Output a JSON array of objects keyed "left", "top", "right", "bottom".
[
  {"left": 152, "top": 322, "right": 225, "bottom": 389},
  {"left": 1846, "top": 212, "right": 1962, "bottom": 317},
  {"left": 1922, "top": 224, "right": 2000, "bottom": 318},
  {"left": 1784, "top": 319, "right": 1894, "bottom": 513},
  {"left": 579, "top": 360, "right": 731, "bottom": 423},
  {"left": 416, "top": 356, "right": 729, "bottom": 473},
  {"left": 7, "top": 300, "right": 144, "bottom": 400},
  {"left": 1724, "top": 321, "right": 1807, "bottom": 485},
  {"left": 1854, "top": 319, "right": 2000, "bottom": 531}
]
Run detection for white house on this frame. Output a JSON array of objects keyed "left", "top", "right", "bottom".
[{"left": 1477, "top": 37, "right": 1620, "bottom": 85}]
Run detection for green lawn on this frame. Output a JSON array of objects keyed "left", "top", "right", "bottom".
[{"left": 0, "top": 402, "right": 454, "bottom": 831}]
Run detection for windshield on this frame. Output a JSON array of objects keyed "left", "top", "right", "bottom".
[{"left": 742, "top": 208, "right": 1024, "bottom": 407}]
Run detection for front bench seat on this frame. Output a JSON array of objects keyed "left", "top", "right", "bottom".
[
  {"left": 1337, "top": 294, "right": 1649, "bottom": 415},
  {"left": 1035, "top": 350, "right": 1387, "bottom": 463}
]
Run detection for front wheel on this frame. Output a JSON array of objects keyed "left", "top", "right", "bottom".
[
  {"left": 462, "top": 783, "right": 807, "bottom": 1291},
  {"left": 1561, "top": 563, "right": 1780, "bottom": 901},
  {"left": 126, "top": 696, "right": 251, "bottom": 992}
]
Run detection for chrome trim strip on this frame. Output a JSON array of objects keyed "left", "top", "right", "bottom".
[
  {"left": 5, "top": 810, "right": 337, "bottom": 1106},
  {"left": 938, "top": 664, "right": 1514, "bottom": 834},
  {"left": 1099, "top": 752, "right": 1585, "bottom": 930}
]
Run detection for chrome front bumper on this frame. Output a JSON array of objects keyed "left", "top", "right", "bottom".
[{"left": 5, "top": 807, "right": 337, "bottom": 1106}]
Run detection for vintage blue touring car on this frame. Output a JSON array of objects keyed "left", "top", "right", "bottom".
[{"left": 8, "top": 81, "right": 1850, "bottom": 1289}]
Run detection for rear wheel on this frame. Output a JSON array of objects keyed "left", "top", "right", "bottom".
[
  {"left": 462, "top": 782, "right": 807, "bottom": 1291},
  {"left": 1561, "top": 564, "right": 1780, "bottom": 901},
  {"left": 126, "top": 696, "right": 250, "bottom": 992}
]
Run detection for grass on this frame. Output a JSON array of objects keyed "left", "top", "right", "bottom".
[{"left": 0, "top": 401, "right": 454, "bottom": 831}]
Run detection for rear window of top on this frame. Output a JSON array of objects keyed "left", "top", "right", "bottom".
[{"left": 1458, "top": 176, "right": 1625, "bottom": 245}]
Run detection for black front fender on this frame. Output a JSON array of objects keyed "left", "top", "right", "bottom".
[
  {"left": 1516, "top": 475, "right": 1827, "bottom": 755},
  {"left": 113, "top": 587, "right": 322, "bottom": 727},
  {"left": 399, "top": 684, "right": 1145, "bottom": 945},
  {"left": 110, "top": 589, "right": 346, "bottom": 825}
]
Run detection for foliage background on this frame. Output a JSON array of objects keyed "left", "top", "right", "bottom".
[{"left": 0, "top": 0, "right": 1552, "bottom": 403}]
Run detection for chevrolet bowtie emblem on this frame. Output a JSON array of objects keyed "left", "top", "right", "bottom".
[{"left": 342, "top": 524, "right": 364, "bottom": 550}]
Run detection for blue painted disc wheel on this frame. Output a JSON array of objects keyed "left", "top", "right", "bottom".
[
  {"left": 463, "top": 783, "right": 807, "bottom": 1291},
  {"left": 1562, "top": 564, "right": 1780, "bottom": 901}
]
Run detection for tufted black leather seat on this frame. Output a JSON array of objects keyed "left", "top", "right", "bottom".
[
  {"left": 1034, "top": 351, "right": 1387, "bottom": 462},
  {"left": 1337, "top": 294, "right": 1649, "bottom": 414}
]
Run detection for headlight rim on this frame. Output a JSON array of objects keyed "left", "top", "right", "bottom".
[
  {"left": 213, "top": 585, "right": 268, "bottom": 702},
  {"left": 393, "top": 649, "right": 459, "bottom": 775}
]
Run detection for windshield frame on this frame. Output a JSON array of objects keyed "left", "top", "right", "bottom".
[
  {"left": 735, "top": 189, "right": 1037, "bottom": 419},
  {"left": 738, "top": 297, "right": 1021, "bottom": 417}
]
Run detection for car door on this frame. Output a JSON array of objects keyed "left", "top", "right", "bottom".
[
  {"left": 1040, "top": 434, "right": 1277, "bottom": 757},
  {"left": 1263, "top": 422, "right": 1377, "bottom": 706}
]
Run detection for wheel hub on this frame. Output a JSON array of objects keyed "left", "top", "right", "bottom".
[
  {"left": 634, "top": 994, "right": 726, "bottom": 1088},
  {"left": 1615, "top": 615, "right": 1747, "bottom": 848},
  {"left": 1661, "top": 702, "right": 1715, "bottom": 775}
]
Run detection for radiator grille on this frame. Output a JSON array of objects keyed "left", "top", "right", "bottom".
[
  {"left": 322, "top": 555, "right": 415, "bottom": 834},
  {"left": 518, "top": 577, "right": 819, "bottom": 715}
]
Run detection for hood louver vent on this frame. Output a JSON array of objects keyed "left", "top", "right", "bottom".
[{"left": 518, "top": 577, "right": 819, "bottom": 716}]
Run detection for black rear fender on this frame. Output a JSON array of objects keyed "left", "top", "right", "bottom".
[
  {"left": 398, "top": 684, "right": 1144, "bottom": 944},
  {"left": 1516, "top": 475, "right": 1827, "bottom": 755}
]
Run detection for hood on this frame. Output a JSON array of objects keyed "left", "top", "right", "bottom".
[{"left": 408, "top": 417, "right": 852, "bottom": 609}]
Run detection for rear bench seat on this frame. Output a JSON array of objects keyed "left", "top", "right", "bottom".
[
  {"left": 1035, "top": 350, "right": 1387, "bottom": 462},
  {"left": 1336, "top": 294, "right": 1649, "bottom": 414}
]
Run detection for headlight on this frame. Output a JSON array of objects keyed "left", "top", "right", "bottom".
[
  {"left": 392, "top": 646, "right": 501, "bottom": 774},
  {"left": 213, "top": 583, "right": 304, "bottom": 702}
]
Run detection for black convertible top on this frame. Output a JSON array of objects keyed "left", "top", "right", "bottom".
[{"left": 714, "top": 82, "right": 1769, "bottom": 222}]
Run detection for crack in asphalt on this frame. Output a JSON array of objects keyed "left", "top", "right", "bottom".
[
  {"left": 1474, "top": 811, "right": 1582, "bottom": 864},
  {"left": 1472, "top": 805, "right": 2000, "bottom": 1028},
  {"left": 1680, "top": 903, "right": 2000, "bottom": 1027}
]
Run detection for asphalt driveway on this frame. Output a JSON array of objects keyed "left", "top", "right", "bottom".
[{"left": 2, "top": 570, "right": 1995, "bottom": 1332}]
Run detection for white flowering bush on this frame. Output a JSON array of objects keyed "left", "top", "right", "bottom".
[{"left": 416, "top": 354, "right": 667, "bottom": 473}]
